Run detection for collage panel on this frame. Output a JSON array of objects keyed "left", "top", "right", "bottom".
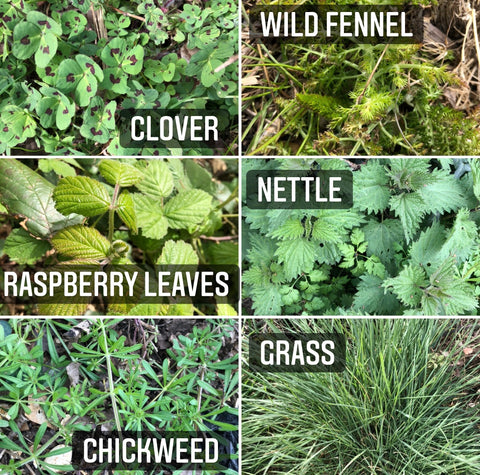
[
  {"left": 0, "top": 317, "right": 239, "bottom": 474},
  {"left": 0, "top": 158, "right": 239, "bottom": 317},
  {"left": 242, "top": 1, "right": 480, "bottom": 156},
  {"left": 242, "top": 317, "right": 480, "bottom": 474},
  {"left": 0, "top": 0, "right": 239, "bottom": 156},
  {"left": 243, "top": 157, "right": 480, "bottom": 316}
]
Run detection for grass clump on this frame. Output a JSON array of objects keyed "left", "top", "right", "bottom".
[{"left": 243, "top": 318, "right": 480, "bottom": 474}]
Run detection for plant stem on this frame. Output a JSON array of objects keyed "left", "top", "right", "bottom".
[
  {"left": 108, "top": 183, "right": 121, "bottom": 242},
  {"left": 99, "top": 320, "right": 122, "bottom": 432}
]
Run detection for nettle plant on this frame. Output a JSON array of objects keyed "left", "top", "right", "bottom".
[
  {"left": 0, "top": 158, "right": 238, "bottom": 316},
  {"left": 243, "top": 158, "right": 480, "bottom": 316},
  {"left": 0, "top": 0, "right": 238, "bottom": 155}
]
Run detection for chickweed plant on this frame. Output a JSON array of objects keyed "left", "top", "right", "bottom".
[
  {"left": 0, "top": 318, "right": 238, "bottom": 474},
  {"left": 243, "top": 318, "right": 480, "bottom": 474}
]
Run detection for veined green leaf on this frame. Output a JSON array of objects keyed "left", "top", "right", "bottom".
[
  {"left": 99, "top": 160, "right": 143, "bottom": 187},
  {"left": 54, "top": 176, "right": 110, "bottom": 217},
  {"left": 137, "top": 160, "right": 174, "bottom": 199},
  {"left": 164, "top": 189, "right": 212, "bottom": 229},
  {"left": 0, "top": 159, "right": 82, "bottom": 237},
  {"left": 3, "top": 228, "right": 51, "bottom": 265},
  {"left": 52, "top": 225, "right": 110, "bottom": 260},
  {"left": 275, "top": 238, "right": 316, "bottom": 281},
  {"left": 133, "top": 194, "right": 169, "bottom": 240},
  {"left": 116, "top": 190, "right": 137, "bottom": 232},
  {"left": 157, "top": 240, "right": 198, "bottom": 265}
]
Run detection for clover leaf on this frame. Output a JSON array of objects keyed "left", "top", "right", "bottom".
[
  {"left": 122, "top": 80, "right": 171, "bottom": 109},
  {"left": 56, "top": 55, "right": 103, "bottom": 107},
  {"left": 148, "top": 55, "right": 187, "bottom": 86},
  {"left": 36, "top": 86, "right": 75, "bottom": 131},
  {"left": 61, "top": 11, "right": 87, "bottom": 39},
  {"left": 80, "top": 97, "right": 116, "bottom": 144},
  {"left": 137, "top": 1, "right": 169, "bottom": 45},
  {"left": 0, "top": 105, "right": 36, "bottom": 152},
  {"left": 12, "top": 11, "right": 61, "bottom": 68},
  {"left": 100, "top": 38, "right": 144, "bottom": 93}
]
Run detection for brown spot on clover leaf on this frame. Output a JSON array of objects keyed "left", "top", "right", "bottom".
[
  {"left": 87, "top": 85, "right": 92, "bottom": 92},
  {"left": 91, "top": 128, "right": 103, "bottom": 136},
  {"left": 111, "top": 48, "right": 120, "bottom": 55},
  {"left": 21, "top": 36, "right": 30, "bottom": 45},
  {"left": 127, "top": 55, "right": 137, "bottom": 65},
  {"left": 110, "top": 74, "right": 121, "bottom": 84},
  {"left": 46, "top": 108, "right": 53, "bottom": 115},
  {"left": 66, "top": 73, "right": 75, "bottom": 83},
  {"left": 43, "top": 46, "right": 50, "bottom": 54},
  {"left": 85, "top": 62, "right": 96, "bottom": 74},
  {"left": 3, "top": 126, "right": 8, "bottom": 132},
  {"left": 38, "top": 20, "right": 51, "bottom": 29},
  {"left": 45, "top": 66, "right": 55, "bottom": 76}
]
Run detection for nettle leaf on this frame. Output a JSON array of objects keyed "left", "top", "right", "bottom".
[
  {"left": 423, "top": 258, "right": 477, "bottom": 315},
  {"left": 3, "top": 228, "right": 51, "bottom": 265},
  {"left": 56, "top": 55, "right": 103, "bottom": 107},
  {"left": 353, "top": 274, "right": 399, "bottom": 315},
  {"left": 157, "top": 240, "right": 199, "bottom": 265},
  {"left": 61, "top": 11, "right": 87, "bottom": 38},
  {"left": 36, "top": 86, "right": 75, "bottom": 130},
  {"left": 389, "top": 192, "right": 425, "bottom": 243},
  {"left": 99, "top": 160, "right": 143, "bottom": 187},
  {"left": 80, "top": 97, "right": 116, "bottom": 144},
  {"left": 0, "top": 160, "right": 82, "bottom": 237},
  {"left": 410, "top": 222, "right": 445, "bottom": 275},
  {"left": 12, "top": 12, "right": 61, "bottom": 68},
  {"left": 275, "top": 238, "right": 316, "bottom": 281},
  {"left": 137, "top": 160, "right": 174, "bottom": 199},
  {"left": 354, "top": 160, "right": 390, "bottom": 213},
  {"left": 363, "top": 218, "right": 404, "bottom": 266},
  {"left": 418, "top": 169, "right": 466, "bottom": 214},
  {"left": 164, "top": 190, "right": 212, "bottom": 229},
  {"left": 133, "top": 194, "right": 169, "bottom": 240},
  {"left": 383, "top": 264, "right": 427, "bottom": 308},
  {"left": 54, "top": 176, "right": 110, "bottom": 217},
  {"left": 116, "top": 190, "right": 137, "bottom": 232},
  {"left": 440, "top": 208, "right": 477, "bottom": 262},
  {"left": 52, "top": 225, "right": 110, "bottom": 260},
  {"left": 470, "top": 159, "right": 480, "bottom": 203},
  {"left": 250, "top": 283, "right": 283, "bottom": 315},
  {"left": 269, "top": 219, "right": 304, "bottom": 241}
]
